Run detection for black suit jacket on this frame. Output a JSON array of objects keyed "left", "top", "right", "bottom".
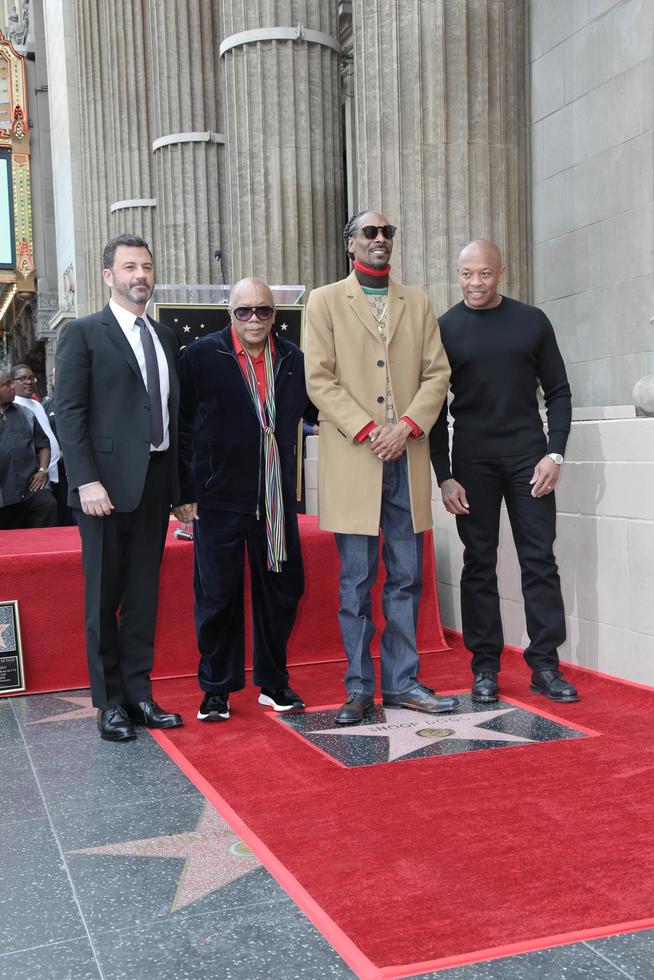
[{"left": 55, "top": 304, "right": 181, "bottom": 511}]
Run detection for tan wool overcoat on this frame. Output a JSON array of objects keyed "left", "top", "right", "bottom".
[{"left": 305, "top": 272, "right": 451, "bottom": 535}]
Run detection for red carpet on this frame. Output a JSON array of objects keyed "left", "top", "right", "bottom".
[
  {"left": 152, "top": 637, "right": 654, "bottom": 978},
  {"left": 0, "top": 518, "right": 445, "bottom": 694}
]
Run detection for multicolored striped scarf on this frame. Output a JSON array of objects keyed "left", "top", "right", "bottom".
[{"left": 241, "top": 339, "right": 286, "bottom": 572}]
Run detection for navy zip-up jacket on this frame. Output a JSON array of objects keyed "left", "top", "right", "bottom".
[{"left": 177, "top": 325, "right": 315, "bottom": 513}]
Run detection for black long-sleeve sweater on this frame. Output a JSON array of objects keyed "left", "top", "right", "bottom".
[{"left": 429, "top": 296, "right": 572, "bottom": 484}]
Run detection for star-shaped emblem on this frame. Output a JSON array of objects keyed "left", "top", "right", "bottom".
[
  {"left": 183, "top": 325, "right": 191, "bottom": 333},
  {"left": 71, "top": 802, "right": 260, "bottom": 911},
  {"left": 0, "top": 622, "right": 10, "bottom": 649},
  {"left": 280, "top": 322, "right": 288, "bottom": 331},
  {"left": 30, "top": 695, "right": 96, "bottom": 724},
  {"left": 308, "top": 706, "right": 535, "bottom": 762}
]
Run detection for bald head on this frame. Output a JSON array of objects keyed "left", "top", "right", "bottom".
[
  {"left": 229, "top": 277, "right": 274, "bottom": 310},
  {"left": 457, "top": 240, "right": 505, "bottom": 310},
  {"left": 458, "top": 240, "right": 503, "bottom": 268}
]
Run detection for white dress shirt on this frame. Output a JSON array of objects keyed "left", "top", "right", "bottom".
[
  {"left": 14, "top": 395, "right": 61, "bottom": 483},
  {"left": 109, "top": 298, "right": 171, "bottom": 451}
]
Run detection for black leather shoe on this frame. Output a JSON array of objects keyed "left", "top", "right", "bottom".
[
  {"left": 471, "top": 672, "right": 499, "bottom": 703},
  {"left": 97, "top": 706, "right": 136, "bottom": 742},
  {"left": 383, "top": 683, "right": 459, "bottom": 714},
  {"left": 335, "top": 692, "right": 374, "bottom": 725},
  {"left": 530, "top": 670, "right": 579, "bottom": 703},
  {"left": 125, "top": 700, "right": 184, "bottom": 728}
]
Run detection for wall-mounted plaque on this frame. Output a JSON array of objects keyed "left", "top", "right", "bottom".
[{"left": 0, "top": 600, "right": 25, "bottom": 695}]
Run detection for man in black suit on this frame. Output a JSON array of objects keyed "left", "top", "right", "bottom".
[{"left": 55, "top": 234, "right": 184, "bottom": 741}]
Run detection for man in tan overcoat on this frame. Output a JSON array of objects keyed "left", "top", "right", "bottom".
[{"left": 305, "top": 210, "right": 459, "bottom": 724}]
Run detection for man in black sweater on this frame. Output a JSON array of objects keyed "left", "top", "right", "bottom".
[{"left": 430, "top": 240, "right": 578, "bottom": 704}]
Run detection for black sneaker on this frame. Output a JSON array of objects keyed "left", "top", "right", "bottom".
[
  {"left": 258, "top": 687, "right": 305, "bottom": 712},
  {"left": 197, "top": 693, "right": 230, "bottom": 721}
]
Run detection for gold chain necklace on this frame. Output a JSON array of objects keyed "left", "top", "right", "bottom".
[{"left": 367, "top": 295, "right": 388, "bottom": 338}]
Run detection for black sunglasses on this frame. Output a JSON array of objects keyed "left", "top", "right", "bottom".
[
  {"left": 232, "top": 306, "right": 274, "bottom": 322},
  {"left": 358, "top": 224, "right": 397, "bottom": 241}
]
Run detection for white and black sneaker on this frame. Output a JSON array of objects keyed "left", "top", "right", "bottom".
[
  {"left": 197, "top": 693, "right": 230, "bottom": 721},
  {"left": 258, "top": 687, "right": 305, "bottom": 712}
]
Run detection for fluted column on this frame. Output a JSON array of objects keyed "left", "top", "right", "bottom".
[
  {"left": 220, "top": 2, "right": 344, "bottom": 292},
  {"left": 102, "top": 0, "right": 156, "bottom": 248},
  {"left": 73, "top": 0, "right": 112, "bottom": 313},
  {"left": 149, "top": 0, "right": 223, "bottom": 285},
  {"left": 351, "top": 0, "right": 528, "bottom": 313}
]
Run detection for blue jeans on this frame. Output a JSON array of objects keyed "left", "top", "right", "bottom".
[{"left": 335, "top": 456, "right": 423, "bottom": 697}]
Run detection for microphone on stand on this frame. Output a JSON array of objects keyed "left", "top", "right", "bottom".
[{"left": 213, "top": 248, "right": 225, "bottom": 285}]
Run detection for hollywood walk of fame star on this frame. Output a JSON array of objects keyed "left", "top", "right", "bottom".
[
  {"left": 29, "top": 695, "right": 96, "bottom": 724},
  {"left": 71, "top": 802, "right": 261, "bottom": 912},
  {"left": 308, "top": 706, "right": 535, "bottom": 762},
  {"left": 0, "top": 622, "right": 11, "bottom": 649}
]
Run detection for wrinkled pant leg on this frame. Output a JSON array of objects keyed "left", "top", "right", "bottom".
[
  {"left": 335, "top": 531, "right": 379, "bottom": 697},
  {"left": 194, "top": 508, "right": 247, "bottom": 693},
  {"left": 378, "top": 457, "right": 423, "bottom": 697},
  {"left": 452, "top": 456, "right": 504, "bottom": 674},
  {"left": 248, "top": 511, "right": 304, "bottom": 689}
]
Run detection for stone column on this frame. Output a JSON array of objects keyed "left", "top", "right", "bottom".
[
  {"left": 351, "top": 0, "right": 529, "bottom": 313},
  {"left": 101, "top": 0, "right": 156, "bottom": 249},
  {"left": 220, "top": 2, "right": 345, "bottom": 292},
  {"left": 72, "top": 0, "right": 112, "bottom": 312},
  {"left": 149, "top": 0, "right": 224, "bottom": 285}
]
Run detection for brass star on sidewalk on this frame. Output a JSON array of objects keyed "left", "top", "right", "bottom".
[
  {"left": 30, "top": 695, "right": 96, "bottom": 724},
  {"left": 309, "top": 706, "right": 535, "bottom": 762},
  {"left": 71, "top": 802, "right": 261, "bottom": 911}
]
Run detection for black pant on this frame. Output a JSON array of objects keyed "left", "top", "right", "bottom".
[
  {"left": 194, "top": 508, "right": 304, "bottom": 693},
  {"left": 54, "top": 461, "right": 75, "bottom": 526},
  {"left": 0, "top": 489, "right": 57, "bottom": 529},
  {"left": 76, "top": 452, "right": 170, "bottom": 707},
  {"left": 453, "top": 452, "right": 565, "bottom": 674}
]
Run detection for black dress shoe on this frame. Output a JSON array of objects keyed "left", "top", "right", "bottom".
[
  {"left": 383, "top": 683, "right": 459, "bottom": 713},
  {"left": 530, "top": 670, "right": 579, "bottom": 703},
  {"left": 125, "top": 700, "right": 184, "bottom": 728},
  {"left": 471, "top": 672, "right": 499, "bottom": 703},
  {"left": 335, "top": 692, "right": 374, "bottom": 725},
  {"left": 97, "top": 706, "right": 136, "bottom": 742}
]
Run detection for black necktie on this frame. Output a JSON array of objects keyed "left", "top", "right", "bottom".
[{"left": 135, "top": 316, "right": 164, "bottom": 448}]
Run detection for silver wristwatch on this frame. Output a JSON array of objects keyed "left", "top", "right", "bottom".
[{"left": 547, "top": 453, "right": 564, "bottom": 465}]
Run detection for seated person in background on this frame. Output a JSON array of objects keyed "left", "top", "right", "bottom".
[
  {"left": 177, "top": 277, "right": 314, "bottom": 722},
  {"left": 0, "top": 370, "right": 57, "bottom": 529}
]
